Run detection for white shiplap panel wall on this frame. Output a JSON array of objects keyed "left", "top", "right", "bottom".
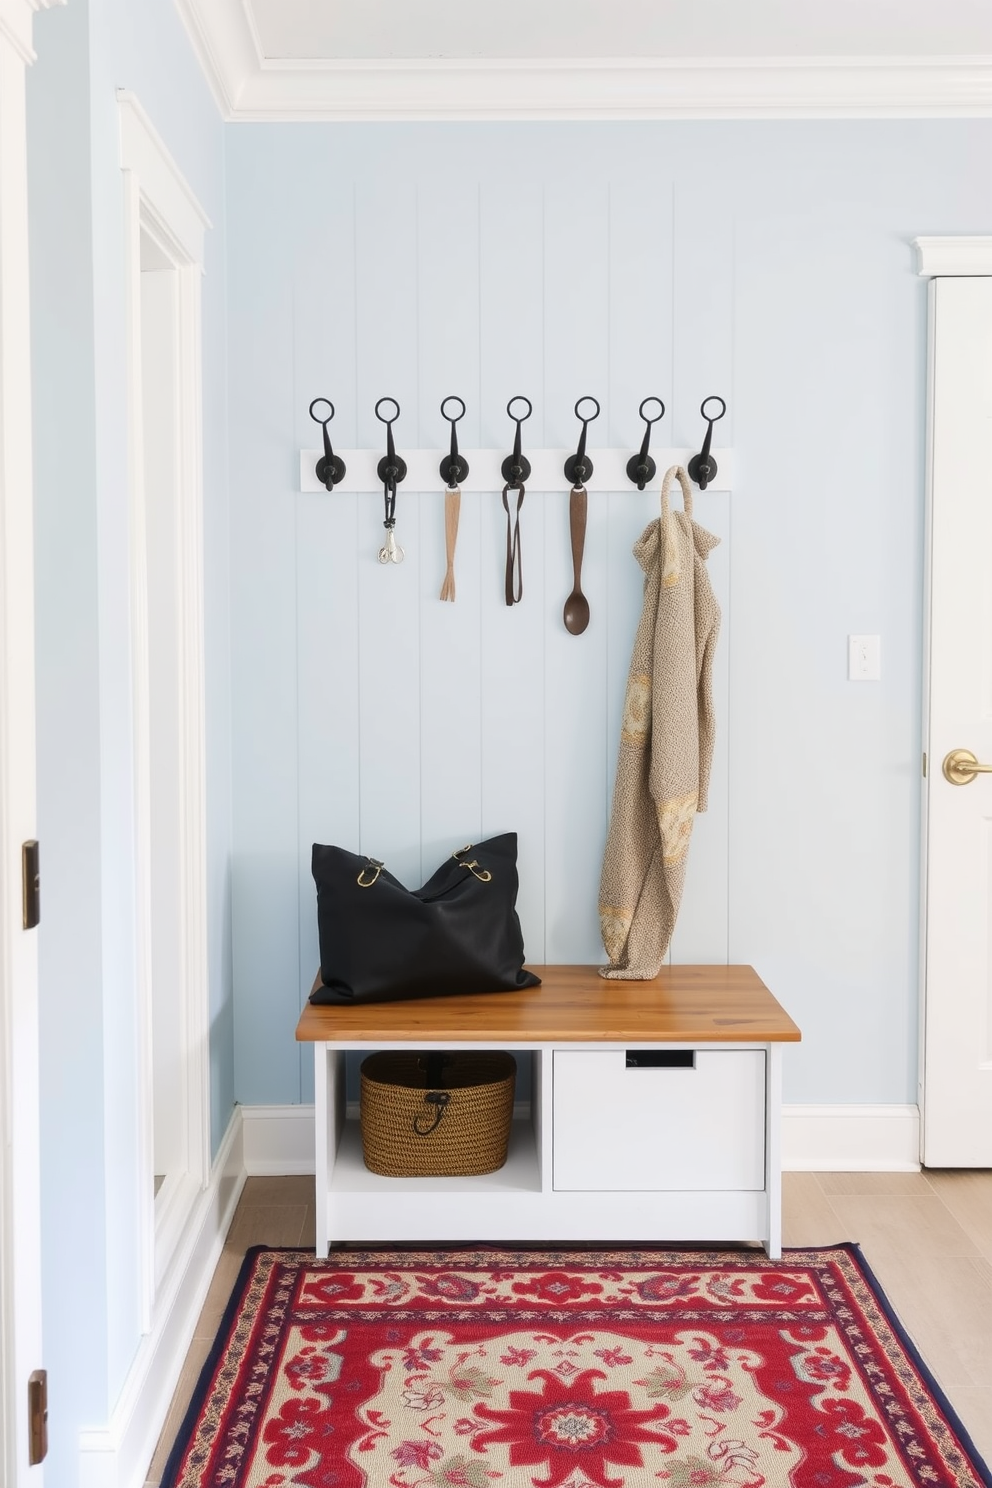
[
  {"left": 416, "top": 181, "right": 484, "bottom": 864},
  {"left": 294, "top": 224, "right": 362, "bottom": 1104},
  {"left": 478, "top": 181, "right": 549, "bottom": 959},
  {"left": 288, "top": 176, "right": 733, "bottom": 1096}
]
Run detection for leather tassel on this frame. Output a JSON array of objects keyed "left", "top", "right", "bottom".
[{"left": 439, "top": 485, "right": 461, "bottom": 602}]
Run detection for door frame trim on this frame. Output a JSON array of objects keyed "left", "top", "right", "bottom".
[
  {"left": 119, "top": 89, "right": 211, "bottom": 1324},
  {"left": 916, "top": 238, "right": 992, "bottom": 1164},
  {"left": 0, "top": 1, "right": 61, "bottom": 1481}
]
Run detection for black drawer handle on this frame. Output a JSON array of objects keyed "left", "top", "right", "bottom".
[{"left": 625, "top": 1050, "right": 695, "bottom": 1069}]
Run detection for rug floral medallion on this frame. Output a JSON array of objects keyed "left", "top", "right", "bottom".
[{"left": 162, "top": 1246, "right": 991, "bottom": 1488}]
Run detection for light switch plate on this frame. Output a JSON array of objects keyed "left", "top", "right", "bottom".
[{"left": 849, "top": 634, "right": 881, "bottom": 681}]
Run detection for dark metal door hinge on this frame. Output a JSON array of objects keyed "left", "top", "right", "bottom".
[
  {"left": 22, "top": 839, "right": 39, "bottom": 929},
  {"left": 28, "top": 1369, "right": 47, "bottom": 1464}
]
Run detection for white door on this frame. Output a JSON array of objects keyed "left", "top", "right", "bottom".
[
  {"left": 922, "top": 271, "right": 992, "bottom": 1166},
  {"left": 0, "top": 9, "right": 46, "bottom": 1483}
]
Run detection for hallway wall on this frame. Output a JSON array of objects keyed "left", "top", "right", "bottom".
[{"left": 225, "top": 119, "right": 992, "bottom": 1112}]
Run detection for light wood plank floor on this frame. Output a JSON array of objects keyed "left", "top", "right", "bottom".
[{"left": 144, "top": 1170, "right": 992, "bottom": 1486}]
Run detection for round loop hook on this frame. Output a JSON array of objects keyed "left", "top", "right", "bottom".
[
  {"left": 638, "top": 396, "right": 665, "bottom": 424},
  {"left": 574, "top": 395, "right": 601, "bottom": 424},
  {"left": 375, "top": 396, "right": 401, "bottom": 425},
  {"left": 506, "top": 395, "right": 533, "bottom": 424},
  {"left": 309, "top": 397, "right": 346, "bottom": 489},
  {"left": 439, "top": 395, "right": 469, "bottom": 488},
  {"left": 309, "top": 398, "right": 335, "bottom": 424},
  {"left": 688, "top": 395, "right": 727, "bottom": 491}
]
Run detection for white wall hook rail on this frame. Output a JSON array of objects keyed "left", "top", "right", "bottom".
[{"left": 300, "top": 447, "right": 735, "bottom": 495}]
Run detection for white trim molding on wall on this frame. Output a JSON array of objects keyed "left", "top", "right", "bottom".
[
  {"left": 241, "top": 1102, "right": 922, "bottom": 1175},
  {"left": 78, "top": 1110, "right": 245, "bottom": 1488},
  {"left": 915, "top": 236, "right": 992, "bottom": 276},
  {"left": 118, "top": 87, "right": 212, "bottom": 1324},
  {"left": 0, "top": 0, "right": 62, "bottom": 65},
  {"left": 173, "top": 0, "right": 992, "bottom": 123}
]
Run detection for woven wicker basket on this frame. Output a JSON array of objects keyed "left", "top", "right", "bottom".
[{"left": 359, "top": 1051, "right": 516, "bottom": 1177}]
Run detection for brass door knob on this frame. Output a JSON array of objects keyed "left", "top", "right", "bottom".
[{"left": 942, "top": 748, "right": 992, "bottom": 785}]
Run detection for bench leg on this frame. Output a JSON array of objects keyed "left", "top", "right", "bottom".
[{"left": 764, "top": 1044, "right": 783, "bottom": 1259}]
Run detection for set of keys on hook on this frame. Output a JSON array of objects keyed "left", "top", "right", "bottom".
[{"left": 375, "top": 398, "right": 406, "bottom": 564}]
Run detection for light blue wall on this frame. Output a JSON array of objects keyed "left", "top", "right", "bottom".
[
  {"left": 27, "top": 0, "right": 231, "bottom": 1481},
  {"left": 226, "top": 120, "right": 992, "bottom": 1113}
]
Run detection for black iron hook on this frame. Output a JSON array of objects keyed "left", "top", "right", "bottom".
[
  {"left": 626, "top": 398, "right": 665, "bottom": 490},
  {"left": 309, "top": 398, "right": 346, "bottom": 490},
  {"left": 500, "top": 396, "right": 533, "bottom": 490},
  {"left": 375, "top": 398, "right": 408, "bottom": 495},
  {"left": 686, "top": 396, "right": 726, "bottom": 491},
  {"left": 438, "top": 396, "right": 469, "bottom": 488},
  {"left": 563, "top": 396, "right": 600, "bottom": 486}
]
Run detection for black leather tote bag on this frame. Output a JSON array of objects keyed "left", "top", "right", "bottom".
[{"left": 310, "top": 833, "right": 541, "bottom": 1005}]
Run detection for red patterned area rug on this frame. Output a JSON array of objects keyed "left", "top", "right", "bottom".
[{"left": 161, "top": 1245, "right": 991, "bottom": 1488}]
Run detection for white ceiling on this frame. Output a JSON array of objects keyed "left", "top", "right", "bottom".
[{"left": 174, "top": 0, "right": 992, "bottom": 120}]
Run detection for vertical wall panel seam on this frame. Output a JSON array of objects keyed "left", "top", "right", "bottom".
[
  {"left": 604, "top": 181, "right": 613, "bottom": 874},
  {"left": 352, "top": 182, "right": 362, "bottom": 859},
  {"left": 541, "top": 183, "right": 548, "bottom": 960},
  {"left": 292, "top": 266, "right": 303, "bottom": 1100},
  {"left": 726, "top": 209, "right": 737, "bottom": 966},
  {"left": 415, "top": 185, "right": 423, "bottom": 885},
  {"left": 476, "top": 181, "right": 484, "bottom": 841}
]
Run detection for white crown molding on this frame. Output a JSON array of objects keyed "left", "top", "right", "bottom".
[
  {"left": 170, "top": 4, "right": 992, "bottom": 123},
  {"left": 0, "top": 0, "right": 62, "bottom": 66},
  {"left": 238, "top": 57, "right": 992, "bottom": 124},
  {"left": 914, "top": 235, "right": 992, "bottom": 275},
  {"left": 172, "top": 0, "right": 260, "bottom": 118}
]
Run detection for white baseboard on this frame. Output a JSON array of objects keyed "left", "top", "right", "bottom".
[
  {"left": 78, "top": 1108, "right": 246, "bottom": 1488},
  {"left": 238, "top": 1101, "right": 923, "bottom": 1176},
  {"left": 242, "top": 1102, "right": 316, "bottom": 1174},
  {"left": 781, "top": 1103, "right": 920, "bottom": 1172}
]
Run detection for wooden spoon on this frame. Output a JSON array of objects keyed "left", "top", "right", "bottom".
[{"left": 563, "top": 484, "right": 590, "bottom": 635}]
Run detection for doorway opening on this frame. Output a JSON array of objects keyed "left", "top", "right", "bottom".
[{"left": 127, "top": 199, "right": 209, "bottom": 1309}]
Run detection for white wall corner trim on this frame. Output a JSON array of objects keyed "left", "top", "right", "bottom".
[
  {"left": 117, "top": 91, "right": 211, "bottom": 266},
  {"left": 240, "top": 1102, "right": 922, "bottom": 1176},
  {"left": 781, "top": 1104, "right": 921, "bottom": 1173},
  {"left": 78, "top": 1109, "right": 245, "bottom": 1488},
  {"left": 914, "top": 236, "right": 992, "bottom": 276},
  {"left": 0, "top": 0, "right": 62, "bottom": 66}
]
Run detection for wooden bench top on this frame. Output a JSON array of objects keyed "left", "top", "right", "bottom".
[{"left": 296, "top": 964, "right": 801, "bottom": 1045}]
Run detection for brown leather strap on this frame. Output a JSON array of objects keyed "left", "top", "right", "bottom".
[
  {"left": 501, "top": 482, "right": 525, "bottom": 606},
  {"left": 439, "top": 485, "right": 461, "bottom": 601}
]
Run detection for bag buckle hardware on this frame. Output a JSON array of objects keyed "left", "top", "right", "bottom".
[
  {"left": 452, "top": 845, "right": 492, "bottom": 883},
  {"left": 356, "top": 858, "right": 383, "bottom": 888}
]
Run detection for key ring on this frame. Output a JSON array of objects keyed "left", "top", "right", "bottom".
[{"left": 378, "top": 528, "right": 405, "bottom": 565}]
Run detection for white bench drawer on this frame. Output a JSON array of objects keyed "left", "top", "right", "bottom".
[{"left": 553, "top": 1049, "right": 766, "bottom": 1191}]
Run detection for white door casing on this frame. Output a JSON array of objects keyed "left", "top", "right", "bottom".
[
  {"left": 918, "top": 240, "right": 992, "bottom": 1165},
  {"left": 119, "top": 90, "right": 212, "bottom": 1317},
  {"left": 0, "top": 1, "right": 62, "bottom": 1482}
]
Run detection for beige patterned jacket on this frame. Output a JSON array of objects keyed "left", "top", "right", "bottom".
[{"left": 599, "top": 465, "right": 720, "bottom": 978}]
